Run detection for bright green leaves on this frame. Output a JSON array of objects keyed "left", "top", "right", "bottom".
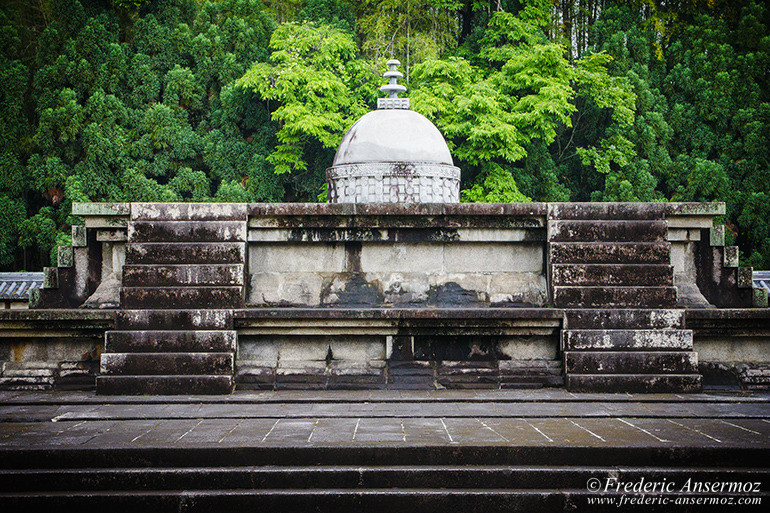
[
  {"left": 461, "top": 164, "right": 531, "bottom": 203},
  {"left": 411, "top": 10, "right": 635, "bottom": 203},
  {"left": 238, "top": 22, "right": 374, "bottom": 175}
]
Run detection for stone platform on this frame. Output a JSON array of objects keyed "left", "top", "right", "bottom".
[{"left": 0, "top": 390, "right": 768, "bottom": 511}]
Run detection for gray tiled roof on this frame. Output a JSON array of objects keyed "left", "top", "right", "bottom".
[
  {"left": 0, "top": 272, "right": 44, "bottom": 300},
  {"left": 754, "top": 271, "right": 770, "bottom": 291}
]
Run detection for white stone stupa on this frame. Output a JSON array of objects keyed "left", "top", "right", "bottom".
[{"left": 326, "top": 60, "right": 460, "bottom": 203}]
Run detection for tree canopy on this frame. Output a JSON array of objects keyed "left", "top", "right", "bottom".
[{"left": 1, "top": 0, "right": 769, "bottom": 269}]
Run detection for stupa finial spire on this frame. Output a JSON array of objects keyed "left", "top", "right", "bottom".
[{"left": 378, "top": 59, "right": 409, "bottom": 110}]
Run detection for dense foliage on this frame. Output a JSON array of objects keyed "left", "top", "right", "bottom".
[{"left": 1, "top": 0, "right": 768, "bottom": 269}]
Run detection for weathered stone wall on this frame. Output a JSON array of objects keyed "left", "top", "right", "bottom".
[
  {"left": 248, "top": 241, "right": 547, "bottom": 307},
  {"left": 11, "top": 201, "right": 767, "bottom": 392}
]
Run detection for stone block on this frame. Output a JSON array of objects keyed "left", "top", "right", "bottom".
[
  {"left": 564, "top": 351, "right": 697, "bottom": 374},
  {"left": 565, "top": 374, "right": 702, "bottom": 393},
  {"left": 276, "top": 361, "right": 328, "bottom": 385},
  {"left": 553, "top": 286, "right": 677, "bottom": 308},
  {"left": 237, "top": 338, "right": 279, "bottom": 365},
  {"left": 72, "top": 202, "right": 130, "bottom": 216},
  {"left": 101, "top": 353, "right": 233, "bottom": 376},
  {"left": 488, "top": 273, "right": 548, "bottom": 306},
  {"left": 73, "top": 247, "right": 89, "bottom": 299},
  {"left": 361, "top": 243, "right": 443, "bottom": 273},
  {"left": 666, "top": 228, "right": 701, "bottom": 242},
  {"left": 125, "top": 242, "right": 246, "bottom": 265},
  {"left": 379, "top": 272, "right": 431, "bottom": 304},
  {"left": 121, "top": 286, "right": 244, "bottom": 309},
  {"left": 249, "top": 244, "right": 345, "bottom": 273},
  {"left": 249, "top": 272, "right": 322, "bottom": 306},
  {"left": 330, "top": 338, "right": 386, "bottom": 360},
  {"left": 96, "top": 229, "right": 127, "bottom": 242},
  {"left": 115, "top": 309, "right": 233, "bottom": 330},
  {"left": 388, "top": 361, "right": 434, "bottom": 376},
  {"left": 0, "top": 376, "right": 55, "bottom": 390},
  {"left": 58, "top": 361, "right": 99, "bottom": 379},
  {"left": 551, "top": 264, "right": 673, "bottom": 287},
  {"left": 1, "top": 366, "right": 56, "bottom": 378},
  {"left": 663, "top": 202, "right": 725, "bottom": 216},
  {"left": 723, "top": 246, "right": 739, "bottom": 268},
  {"left": 754, "top": 288, "right": 769, "bottom": 308},
  {"left": 57, "top": 246, "right": 74, "bottom": 267},
  {"left": 710, "top": 225, "right": 725, "bottom": 246},
  {"left": 122, "top": 264, "right": 244, "bottom": 287},
  {"left": 71, "top": 225, "right": 87, "bottom": 247},
  {"left": 277, "top": 338, "right": 331, "bottom": 361},
  {"left": 43, "top": 267, "right": 58, "bottom": 289},
  {"left": 564, "top": 309, "right": 685, "bottom": 330},
  {"left": 105, "top": 330, "right": 237, "bottom": 353},
  {"left": 562, "top": 329, "right": 693, "bottom": 351},
  {"left": 131, "top": 202, "right": 247, "bottom": 221},
  {"left": 235, "top": 362, "right": 275, "bottom": 389},
  {"left": 27, "top": 288, "right": 41, "bottom": 308},
  {"left": 549, "top": 220, "right": 668, "bottom": 243},
  {"left": 548, "top": 202, "right": 665, "bottom": 220},
  {"left": 549, "top": 242, "right": 670, "bottom": 265},
  {"left": 96, "top": 375, "right": 234, "bottom": 395},
  {"left": 443, "top": 243, "right": 526, "bottom": 273},
  {"left": 497, "top": 336, "right": 558, "bottom": 360},
  {"left": 84, "top": 216, "right": 129, "bottom": 228},
  {"left": 737, "top": 267, "right": 754, "bottom": 288},
  {"left": 128, "top": 220, "right": 247, "bottom": 243}
]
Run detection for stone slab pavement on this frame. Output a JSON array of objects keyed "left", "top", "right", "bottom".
[{"left": 0, "top": 389, "right": 769, "bottom": 449}]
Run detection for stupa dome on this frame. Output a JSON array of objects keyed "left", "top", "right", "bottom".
[
  {"left": 332, "top": 109, "right": 454, "bottom": 166},
  {"left": 326, "top": 60, "right": 460, "bottom": 203}
]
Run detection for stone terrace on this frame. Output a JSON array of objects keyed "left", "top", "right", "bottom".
[{"left": 0, "top": 389, "right": 768, "bottom": 511}]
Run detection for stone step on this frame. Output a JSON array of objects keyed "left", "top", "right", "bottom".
[
  {"left": 549, "top": 242, "right": 670, "bottom": 264},
  {"left": 548, "top": 202, "right": 666, "bottom": 221},
  {"left": 4, "top": 488, "right": 759, "bottom": 511},
  {"left": 563, "top": 309, "right": 685, "bottom": 330},
  {"left": 125, "top": 242, "right": 246, "bottom": 265},
  {"left": 128, "top": 221, "right": 247, "bottom": 243},
  {"left": 115, "top": 310, "right": 234, "bottom": 331},
  {"left": 131, "top": 203, "right": 247, "bottom": 222},
  {"left": 96, "top": 375, "right": 234, "bottom": 395},
  {"left": 548, "top": 220, "right": 668, "bottom": 243},
  {"left": 100, "top": 353, "right": 234, "bottom": 376},
  {"left": 3, "top": 466, "right": 766, "bottom": 493},
  {"left": 105, "top": 330, "right": 237, "bottom": 353},
  {"left": 565, "top": 374, "right": 703, "bottom": 393},
  {"left": 562, "top": 329, "right": 693, "bottom": 351},
  {"left": 121, "top": 286, "right": 244, "bottom": 309},
  {"left": 553, "top": 286, "right": 677, "bottom": 308},
  {"left": 564, "top": 351, "right": 698, "bottom": 374},
  {"left": 122, "top": 264, "right": 244, "bottom": 287},
  {"left": 551, "top": 264, "right": 673, "bottom": 287}
]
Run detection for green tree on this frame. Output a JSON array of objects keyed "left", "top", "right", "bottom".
[{"left": 238, "top": 21, "right": 378, "bottom": 197}]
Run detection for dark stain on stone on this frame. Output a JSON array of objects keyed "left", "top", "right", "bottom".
[
  {"left": 390, "top": 162, "right": 416, "bottom": 176},
  {"left": 389, "top": 335, "right": 414, "bottom": 361},
  {"left": 427, "top": 282, "right": 485, "bottom": 307},
  {"left": 414, "top": 335, "right": 502, "bottom": 361},
  {"left": 322, "top": 273, "right": 384, "bottom": 306},
  {"left": 345, "top": 242, "right": 362, "bottom": 272}
]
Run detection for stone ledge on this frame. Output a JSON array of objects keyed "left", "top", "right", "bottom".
[
  {"left": 248, "top": 203, "right": 548, "bottom": 217},
  {"left": 685, "top": 309, "right": 770, "bottom": 321},
  {"left": 0, "top": 310, "right": 115, "bottom": 322},
  {"left": 235, "top": 308, "right": 565, "bottom": 321}
]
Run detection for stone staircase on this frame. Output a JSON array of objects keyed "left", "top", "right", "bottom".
[
  {"left": 548, "top": 203, "right": 702, "bottom": 393},
  {"left": 1, "top": 445, "right": 767, "bottom": 511},
  {"left": 96, "top": 204, "right": 247, "bottom": 395}
]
